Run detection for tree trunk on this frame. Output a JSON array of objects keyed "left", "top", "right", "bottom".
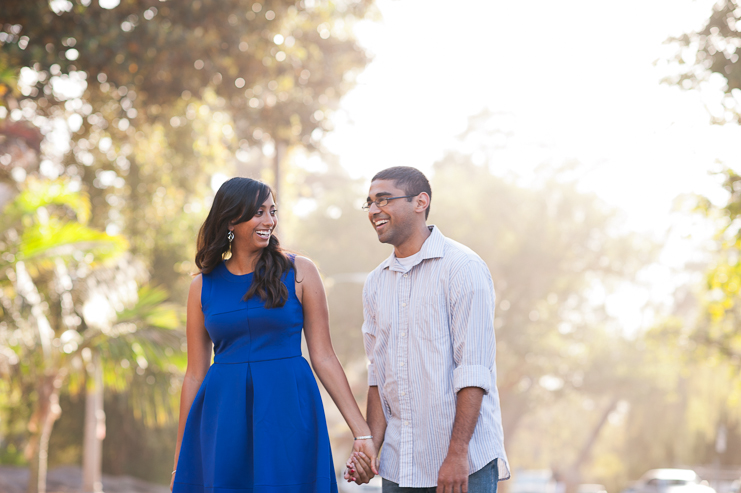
[
  {"left": 500, "top": 389, "right": 530, "bottom": 452},
  {"left": 562, "top": 397, "right": 620, "bottom": 493},
  {"left": 25, "top": 372, "right": 64, "bottom": 493},
  {"left": 273, "top": 140, "right": 286, "bottom": 199},
  {"left": 82, "top": 353, "right": 106, "bottom": 493}
]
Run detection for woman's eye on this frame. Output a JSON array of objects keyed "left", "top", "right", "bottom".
[{"left": 270, "top": 210, "right": 277, "bottom": 215}]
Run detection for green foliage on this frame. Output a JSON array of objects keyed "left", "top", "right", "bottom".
[
  {"left": 0, "top": 178, "right": 184, "bottom": 478},
  {"left": 0, "top": 177, "right": 126, "bottom": 274},
  {"left": 2, "top": 177, "right": 90, "bottom": 224},
  {"left": 664, "top": 170, "right": 741, "bottom": 365},
  {"left": 20, "top": 220, "right": 127, "bottom": 264}
]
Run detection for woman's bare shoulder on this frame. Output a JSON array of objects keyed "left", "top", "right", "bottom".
[{"left": 292, "top": 255, "right": 320, "bottom": 283}]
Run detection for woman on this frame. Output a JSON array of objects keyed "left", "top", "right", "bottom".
[{"left": 171, "top": 177, "right": 376, "bottom": 493}]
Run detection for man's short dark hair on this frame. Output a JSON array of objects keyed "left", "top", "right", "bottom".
[{"left": 372, "top": 166, "right": 432, "bottom": 219}]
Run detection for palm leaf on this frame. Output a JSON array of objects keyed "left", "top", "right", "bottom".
[
  {"left": 116, "top": 285, "right": 180, "bottom": 330},
  {"left": 17, "top": 220, "right": 127, "bottom": 265},
  {"left": 2, "top": 178, "right": 91, "bottom": 228}
]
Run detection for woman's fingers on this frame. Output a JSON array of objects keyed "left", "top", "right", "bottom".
[{"left": 343, "top": 457, "right": 356, "bottom": 482}]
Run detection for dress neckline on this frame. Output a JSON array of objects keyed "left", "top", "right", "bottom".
[{"left": 218, "top": 261, "right": 255, "bottom": 283}]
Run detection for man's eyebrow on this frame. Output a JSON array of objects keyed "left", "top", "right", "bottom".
[{"left": 369, "top": 192, "right": 393, "bottom": 199}]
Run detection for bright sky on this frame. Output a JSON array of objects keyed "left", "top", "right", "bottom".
[{"left": 322, "top": 0, "right": 741, "bottom": 332}]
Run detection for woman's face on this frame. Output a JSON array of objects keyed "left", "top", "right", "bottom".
[{"left": 230, "top": 193, "right": 277, "bottom": 252}]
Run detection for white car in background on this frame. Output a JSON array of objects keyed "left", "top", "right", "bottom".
[
  {"left": 629, "top": 469, "right": 717, "bottom": 493},
  {"left": 578, "top": 484, "right": 608, "bottom": 493}
]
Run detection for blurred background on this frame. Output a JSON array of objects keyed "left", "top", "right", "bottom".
[{"left": 2, "top": 0, "right": 741, "bottom": 492}]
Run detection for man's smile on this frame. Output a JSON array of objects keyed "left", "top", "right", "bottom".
[{"left": 373, "top": 218, "right": 389, "bottom": 232}]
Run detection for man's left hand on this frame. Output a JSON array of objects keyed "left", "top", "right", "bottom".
[{"left": 436, "top": 452, "right": 469, "bottom": 493}]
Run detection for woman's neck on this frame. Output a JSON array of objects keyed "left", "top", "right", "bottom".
[{"left": 226, "top": 248, "right": 262, "bottom": 275}]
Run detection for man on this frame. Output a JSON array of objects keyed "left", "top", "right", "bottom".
[{"left": 345, "top": 166, "right": 509, "bottom": 493}]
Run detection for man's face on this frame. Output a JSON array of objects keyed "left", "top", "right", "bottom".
[{"left": 366, "top": 179, "right": 416, "bottom": 246}]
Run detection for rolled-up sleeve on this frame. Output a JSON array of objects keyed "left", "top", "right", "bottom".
[
  {"left": 450, "top": 259, "right": 496, "bottom": 394},
  {"left": 361, "top": 274, "right": 379, "bottom": 386}
]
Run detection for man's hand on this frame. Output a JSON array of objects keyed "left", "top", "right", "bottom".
[
  {"left": 343, "top": 437, "right": 378, "bottom": 484},
  {"left": 437, "top": 387, "right": 483, "bottom": 492},
  {"left": 345, "top": 451, "right": 375, "bottom": 484},
  {"left": 352, "top": 439, "right": 379, "bottom": 475},
  {"left": 436, "top": 451, "right": 469, "bottom": 493}
]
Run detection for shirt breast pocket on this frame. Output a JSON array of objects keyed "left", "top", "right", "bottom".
[{"left": 415, "top": 290, "right": 449, "bottom": 342}]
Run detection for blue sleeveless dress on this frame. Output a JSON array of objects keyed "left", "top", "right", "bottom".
[{"left": 173, "top": 260, "right": 338, "bottom": 493}]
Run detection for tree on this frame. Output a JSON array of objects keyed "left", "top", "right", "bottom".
[
  {"left": 1, "top": 0, "right": 375, "bottom": 304},
  {"left": 0, "top": 179, "right": 181, "bottom": 493},
  {"left": 1, "top": 0, "right": 373, "bottom": 197},
  {"left": 664, "top": 0, "right": 741, "bottom": 123},
  {"left": 663, "top": 0, "right": 741, "bottom": 360},
  {"left": 2, "top": 2, "right": 377, "bottom": 485},
  {"left": 661, "top": 170, "right": 741, "bottom": 365}
]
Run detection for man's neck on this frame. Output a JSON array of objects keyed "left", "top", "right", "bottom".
[{"left": 393, "top": 223, "right": 432, "bottom": 258}]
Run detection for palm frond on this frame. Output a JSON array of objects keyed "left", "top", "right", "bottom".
[
  {"left": 17, "top": 220, "right": 127, "bottom": 266},
  {"left": 2, "top": 178, "right": 91, "bottom": 228},
  {"left": 116, "top": 285, "right": 180, "bottom": 330}
]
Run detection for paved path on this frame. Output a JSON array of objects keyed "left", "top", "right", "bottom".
[{"left": 0, "top": 465, "right": 171, "bottom": 493}]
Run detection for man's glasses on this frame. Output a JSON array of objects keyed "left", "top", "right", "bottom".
[{"left": 361, "top": 195, "right": 417, "bottom": 211}]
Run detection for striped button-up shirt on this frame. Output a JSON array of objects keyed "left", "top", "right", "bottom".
[{"left": 362, "top": 225, "right": 510, "bottom": 488}]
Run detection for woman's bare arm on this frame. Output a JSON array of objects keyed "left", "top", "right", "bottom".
[
  {"left": 171, "top": 275, "right": 212, "bottom": 489},
  {"left": 295, "top": 256, "right": 378, "bottom": 474}
]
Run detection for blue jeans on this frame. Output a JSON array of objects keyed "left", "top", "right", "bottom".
[{"left": 382, "top": 459, "right": 499, "bottom": 493}]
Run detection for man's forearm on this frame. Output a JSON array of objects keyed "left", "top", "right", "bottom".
[
  {"left": 366, "top": 386, "right": 387, "bottom": 452},
  {"left": 448, "top": 387, "right": 485, "bottom": 457}
]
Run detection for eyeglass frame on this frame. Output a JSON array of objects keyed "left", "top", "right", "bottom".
[{"left": 361, "top": 194, "right": 418, "bottom": 211}]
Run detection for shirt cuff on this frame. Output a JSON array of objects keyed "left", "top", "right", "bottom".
[
  {"left": 367, "top": 363, "right": 378, "bottom": 386},
  {"left": 453, "top": 365, "right": 492, "bottom": 394}
]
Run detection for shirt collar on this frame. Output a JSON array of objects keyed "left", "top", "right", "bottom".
[{"left": 380, "top": 225, "right": 446, "bottom": 271}]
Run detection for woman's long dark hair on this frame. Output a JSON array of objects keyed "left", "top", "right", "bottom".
[{"left": 195, "top": 177, "right": 294, "bottom": 308}]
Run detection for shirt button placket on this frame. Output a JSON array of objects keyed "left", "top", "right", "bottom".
[{"left": 398, "top": 270, "right": 413, "bottom": 482}]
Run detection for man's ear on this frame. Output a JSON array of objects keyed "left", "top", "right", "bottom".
[{"left": 415, "top": 193, "right": 430, "bottom": 214}]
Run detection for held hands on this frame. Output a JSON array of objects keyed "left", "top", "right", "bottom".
[
  {"left": 343, "top": 438, "right": 378, "bottom": 484},
  {"left": 436, "top": 451, "right": 469, "bottom": 493}
]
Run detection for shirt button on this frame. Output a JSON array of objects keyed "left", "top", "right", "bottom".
[
  {"left": 399, "top": 362, "right": 405, "bottom": 366},
  {"left": 403, "top": 274, "right": 408, "bottom": 278},
  {"left": 400, "top": 332, "right": 406, "bottom": 337},
  {"left": 404, "top": 421, "right": 409, "bottom": 426},
  {"left": 400, "top": 391, "right": 406, "bottom": 396},
  {"left": 402, "top": 302, "right": 407, "bottom": 307}
]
